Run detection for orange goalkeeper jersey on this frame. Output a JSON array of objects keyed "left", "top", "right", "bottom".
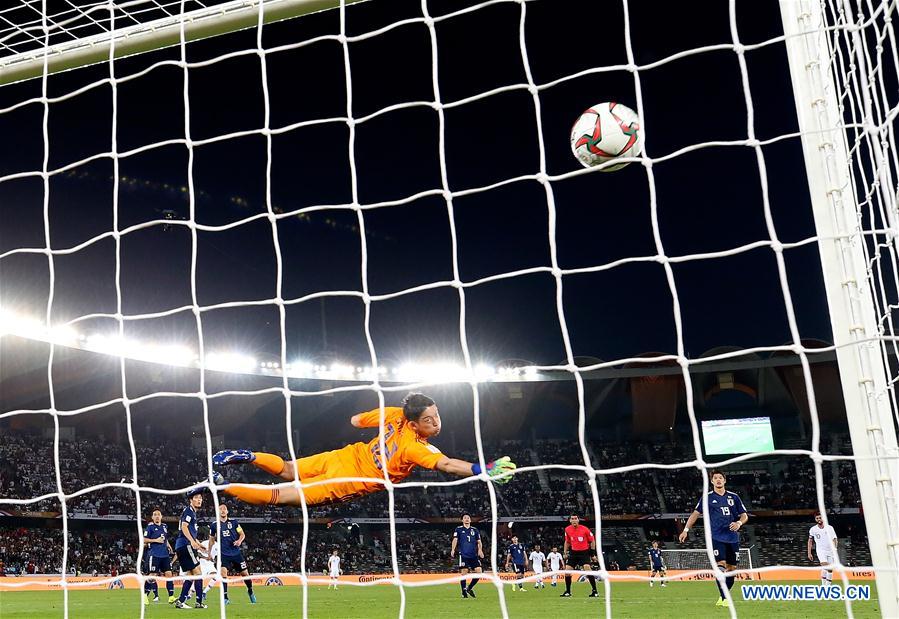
[
  {"left": 351, "top": 406, "right": 444, "bottom": 482},
  {"left": 295, "top": 406, "right": 444, "bottom": 505}
]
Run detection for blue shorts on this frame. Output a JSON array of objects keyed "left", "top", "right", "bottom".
[
  {"left": 712, "top": 540, "right": 739, "bottom": 565},
  {"left": 459, "top": 555, "right": 481, "bottom": 570},
  {"left": 512, "top": 563, "right": 526, "bottom": 575},
  {"left": 651, "top": 562, "right": 664, "bottom": 572},
  {"left": 175, "top": 545, "right": 200, "bottom": 572},
  {"left": 148, "top": 555, "right": 172, "bottom": 574},
  {"left": 221, "top": 553, "right": 248, "bottom": 573}
]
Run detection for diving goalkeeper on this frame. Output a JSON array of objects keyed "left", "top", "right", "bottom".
[{"left": 212, "top": 393, "right": 516, "bottom": 507}]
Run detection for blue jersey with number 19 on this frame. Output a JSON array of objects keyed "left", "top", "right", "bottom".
[{"left": 695, "top": 490, "right": 746, "bottom": 543}]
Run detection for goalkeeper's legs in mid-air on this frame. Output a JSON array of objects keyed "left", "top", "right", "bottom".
[{"left": 212, "top": 396, "right": 516, "bottom": 507}]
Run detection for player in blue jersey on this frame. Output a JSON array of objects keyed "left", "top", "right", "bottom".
[
  {"left": 173, "top": 488, "right": 207, "bottom": 609},
  {"left": 647, "top": 540, "right": 666, "bottom": 588},
  {"left": 678, "top": 470, "right": 748, "bottom": 608},
  {"left": 142, "top": 508, "right": 175, "bottom": 604},
  {"left": 450, "top": 513, "right": 483, "bottom": 598},
  {"left": 210, "top": 503, "right": 257, "bottom": 605},
  {"left": 504, "top": 535, "right": 528, "bottom": 592}
]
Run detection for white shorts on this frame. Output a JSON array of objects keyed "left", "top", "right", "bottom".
[
  {"left": 199, "top": 560, "right": 218, "bottom": 575},
  {"left": 817, "top": 551, "right": 835, "bottom": 565},
  {"left": 549, "top": 565, "right": 561, "bottom": 574},
  {"left": 329, "top": 571, "right": 340, "bottom": 578},
  {"left": 532, "top": 566, "right": 543, "bottom": 574}
]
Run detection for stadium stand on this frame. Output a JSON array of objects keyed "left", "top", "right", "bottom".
[{"left": 0, "top": 426, "right": 872, "bottom": 578}]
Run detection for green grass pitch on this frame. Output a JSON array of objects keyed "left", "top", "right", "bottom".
[{"left": 0, "top": 581, "right": 880, "bottom": 618}]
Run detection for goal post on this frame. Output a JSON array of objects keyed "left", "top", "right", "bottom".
[
  {"left": 0, "top": 0, "right": 364, "bottom": 87},
  {"left": 662, "top": 548, "right": 756, "bottom": 572},
  {"left": 779, "top": 0, "right": 899, "bottom": 613}
]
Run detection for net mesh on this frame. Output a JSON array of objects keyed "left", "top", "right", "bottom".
[
  {"left": 0, "top": 0, "right": 897, "bottom": 618},
  {"left": 0, "top": 1, "right": 233, "bottom": 59},
  {"left": 662, "top": 548, "right": 755, "bottom": 571}
]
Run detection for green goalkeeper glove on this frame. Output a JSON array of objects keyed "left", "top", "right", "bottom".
[{"left": 472, "top": 456, "right": 516, "bottom": 484}]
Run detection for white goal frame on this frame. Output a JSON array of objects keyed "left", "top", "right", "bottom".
[
  {"left": 0, "top": 0, "right": 362, "bottom": 86},
  {"left": 661, "top": 547, "right": 756, "bottom": 572},
  {"left": 780, "top": 0, "right": 899, "bottom": 613}
]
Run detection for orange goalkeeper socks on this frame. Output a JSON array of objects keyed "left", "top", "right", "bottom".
[
  {"left": 251, "top": 452, "right": 286, "bottom": 476},
  {"left": 223, "top": 485, "right": 281, "bottom": 506}
]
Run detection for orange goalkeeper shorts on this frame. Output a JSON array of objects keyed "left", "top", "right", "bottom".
[{"left": 293, "top": 445, "right": 384, "bottom": 506}]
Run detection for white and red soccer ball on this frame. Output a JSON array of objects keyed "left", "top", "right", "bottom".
[{"left": 570, "top": 102, "right": 643, "bottom": 171}]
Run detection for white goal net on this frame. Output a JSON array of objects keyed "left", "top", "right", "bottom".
[
  {"left": 663, "top": 548, "right": 756, "bottom": 572},
  {"left": 0, "top": 0, "right": 897, "bottom": 618}
]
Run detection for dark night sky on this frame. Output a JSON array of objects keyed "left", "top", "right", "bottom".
[{"left": 0, "top": 0, "right": 832, "bottom": 370}]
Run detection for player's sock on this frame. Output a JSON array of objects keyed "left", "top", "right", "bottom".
[
  {"left": 251, "top": 452, "right": 286, "bottom": 476},
  {"left": 193, "top": 578, "right": 203, "bottom": 603},
  {"left": 151, "top": 580, "right": 159, "bottom": 597},
  {"left": 166, "top": 580, "right": 174, "bottom": 597},
  {"left": 223, "top": 484, "right": 282, "bottom": 505},
  {"left": 822, "top": 569, "right": 832, "bottom": 586},
  {"left": 715, "top": 566, "right": 727, "bottom": 599},
  {"left": 178, "top": 579, "right": 192, "bottom": 602},
  {"left": 144, "top": 580, "right": 151, "bottom": 595},
  {"left": 726, "top": 575, "right": 735, "bottom": 590},
  {"left": 460, "top": 580, "right": 467, "bottom": 594},
  {"left": 245, "top": 579, "right": 254, "bottom": 595},
  {"left": 564, "top": 574, "right": 572, "bottom": 593},
  {"left": 468, "top": 578, "right": 479, "bottom": 590},
  {"left": 587, "top": 575, "right": 597, "bottom": 593},
  {"left": 223, "top": 581, "right": 229, "bottom": 598}
]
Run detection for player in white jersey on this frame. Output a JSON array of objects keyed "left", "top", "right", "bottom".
[
  {"left": 807, "top": 512, "right": 839, "bottom": 587},
  {"left": 327, "top": 549, "right": 342, "bottom": 590},
  {"left": 185, "top": 528, "right": 222, "bottom": 603},
  {"left": 528, "top": 545, "right": 546, "bottom": 589},
  {"left": 546, "top": 546, "right": 564, "bottom": 587}
]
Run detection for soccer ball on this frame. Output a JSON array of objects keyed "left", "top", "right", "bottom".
[{"left": 570, "top": 102, "right": 642, "bottom": 171}]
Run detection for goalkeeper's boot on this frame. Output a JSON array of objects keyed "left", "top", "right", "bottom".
[
  {"left": 560, "top": 591, "right": 571, "bottom": 598},
  {"left": 213, "top": 449, "right": 255, "bottom": 466},
  {"left": 249, "top": 593, "right": 257, "bottom": 604},
  {"left": 588, "top": 591, "right": 599, "bottom": 598},
  {"left": 466, "top": 588, "right": 476, "bottom": 599}
]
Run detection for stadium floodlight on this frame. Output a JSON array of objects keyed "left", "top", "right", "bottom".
[
  {"left": 474, "top": 364, "right": 496, "bottom": 381},
  {"left": 46, "top": 325, "right": 79, "bottom": 346},
  {"left": 286, "top": 361, "right": 314, "bottom": 377},
  {"left": 131, "top": 344, "right": 196, "bottom": 368},
  {"left": 204, "top": 352, "right": 257, "bottom": 373}
]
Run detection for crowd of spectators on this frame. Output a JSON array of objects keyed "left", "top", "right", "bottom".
[
  {"left": 1, "top": 430, "right": 865, "bottom": 525},
  {"left": 0, "top": 513, "right": 875, "bottom": 577}
]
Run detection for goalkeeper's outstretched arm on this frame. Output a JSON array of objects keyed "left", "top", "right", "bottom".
[{"left": 435, "top": 455, "right": 517, "bottom": 484}]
